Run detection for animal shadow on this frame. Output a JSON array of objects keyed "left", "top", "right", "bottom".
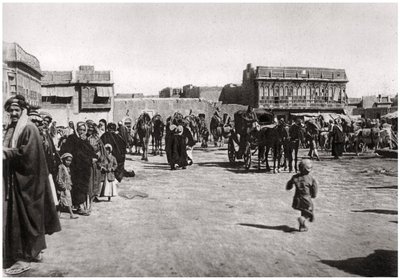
[
  {"left": 238, "top": 223, "right": 297, "bottom": 233},
  {"left": 320, "top": 249, "right": 397, "bottom": 277},
  {"left": 352, "top": 209, "right": 398, "bottom": 215}
]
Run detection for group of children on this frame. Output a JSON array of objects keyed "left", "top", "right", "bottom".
[{"left": 56, "top": 144, "right": 118, "bottom": 219}]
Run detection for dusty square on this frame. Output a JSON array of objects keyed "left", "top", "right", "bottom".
[{"left": 23, "top": 147, "right": 397, "bottom": 277}]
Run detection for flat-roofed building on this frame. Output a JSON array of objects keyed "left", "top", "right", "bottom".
[
  {"left": 3, "top": 42, "right": 43, "bottom": 108},
  {"left": 41, "top": 65, "right": 114, "bottom": 126}
]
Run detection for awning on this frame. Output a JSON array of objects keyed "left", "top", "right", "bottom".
[
  {"left": 96, "top": 86, "right": 113, "bottom": 97},
  {"left": 42, "top": 86, "right": 75, "bottom": 97},
  {"left": 290, "top": 112, "right": 320, "bottom": 117}
]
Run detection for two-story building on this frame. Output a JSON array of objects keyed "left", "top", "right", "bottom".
[
  {"left": 41, "top": 65, "right": 114, "bottom": 126},
  {"left": 220, "top": 63, "right": 349, "bottom": 120}
]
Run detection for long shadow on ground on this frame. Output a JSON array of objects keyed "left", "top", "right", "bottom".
[
  {"left": 196, "top": 161, "right": 279, "bottom": 174},
  {"left": 320, "top": 249, "right": 397, "bottom": 277},
  {"left": 352, "top": 209, "right": 398, "bottom": 215},
  {"left": 367, "top": 185, "right": 397, "bottom": 190},
  {"left": 238, "top": 223, "right": 297, "bottom": 233}
]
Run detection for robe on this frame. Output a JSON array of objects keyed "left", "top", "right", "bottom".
[
  {"left": 3, "top": 120, "right": 61, "bottom": 266},
  {"left": 100, "top": 132, "right": 127, "bottom": 182},
  {"left": 60, "top": 134, "right": 97, "bottom": 205}
]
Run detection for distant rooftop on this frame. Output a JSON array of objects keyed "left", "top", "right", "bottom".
[
  {"left": 42, "top": 66, "right": 113, "bottom": 86},
  {"left": 256, "top": 66, "right": 348, "bottom": 82},
  {"left": 3, "top": 42, "right": 42, "bottom": 75}
]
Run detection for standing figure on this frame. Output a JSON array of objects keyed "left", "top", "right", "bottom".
[
  {"left": 331, "top": 118, "right": 345, "bottom": 159},
  {"left": 86, "top": 120, "right": 106, "bottom": 205},
  {"left": 288, "top": 119, "right": 304, "bottom": 173},
  {"left": 100, "top": 144, "right": 118, "bottom": 201},
  {"left": 305, "top": 121, "right": 320, "bottom": 161},
  {"left": 286, "top": 159, "right": 318, "bottom": 232},
  {"left": 60, "top": 122, "right": 98, "bottom": 215},
  {"left": 100, "top": 122, "right": 127, "bottom": 182},
  {"left": 56, "top": 153, "right": 78, "bottom": 219},
  {"left": 3, "top": 95, "right": 61, "bottom": 274}
]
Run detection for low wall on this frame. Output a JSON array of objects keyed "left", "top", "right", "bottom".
[{"left": 113, "top": 98, "right": 248, "bottom": 130}]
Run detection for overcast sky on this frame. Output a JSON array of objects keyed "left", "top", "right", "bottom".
[{"left": 2, "top": 3, "right": 398, "bottom": 97}]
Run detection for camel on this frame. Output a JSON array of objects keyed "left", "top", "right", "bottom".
[{"left": 136, "top": 112, "right": 152, "bottom": 161}]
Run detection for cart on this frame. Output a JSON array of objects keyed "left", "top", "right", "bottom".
[{"left": 228, "top": 108, "right": 275, "bottom": 169}]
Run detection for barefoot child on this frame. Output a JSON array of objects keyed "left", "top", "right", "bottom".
[
  {"left": 100, "top": 144, "right": 118, "bottom": 201},
  {"left": 286, "top": 159, "right": 318, "bottom": 232},
  {"left": 56, "top": 153, "right": 78, "bottom": 219}
]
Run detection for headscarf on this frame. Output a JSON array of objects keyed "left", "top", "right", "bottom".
[
  {"left": 104, "top": 143, "right": 113, "bottom": 152},
  {"left": 76, "top": 121, "right": 87, "bottom": 139},
  {"left": 107, "top": 122, "right": 117, "bottom": 132},
  {"left": 39, "top": 112, "right": 53, "bottom": 123}
]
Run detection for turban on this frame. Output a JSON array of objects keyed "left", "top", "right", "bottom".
[
  {"left": 28, "top": 110, "right": 43, "bottom": 123},
  {"left": 86, "top": 120, "right": 95, "bottom": 128},
  {"left": 61, "top": 153, "right": 73, "bottom": 160},
  {"left": 4, "top": 95, "right": 28, "bottom": 111}
]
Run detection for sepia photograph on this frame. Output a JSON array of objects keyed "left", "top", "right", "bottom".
[{"left": 2, "top": 2, "right": 398, "bottom": 277}]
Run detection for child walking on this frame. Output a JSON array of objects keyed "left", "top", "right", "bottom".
[
  {"left": 100, "top": 144, "right": 118, "bottom": 201},
  {"left": 56, "top": 153, "right": 78, "bottom": 219},
  {"left": 286, "top": 159, "right": 318, "bottom": 232}
]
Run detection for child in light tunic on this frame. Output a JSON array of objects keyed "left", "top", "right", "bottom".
[
  {"left": 57, "top": 153, "right": 78, "bottom": 219},
  {"left": 286, "top": 159, "right": 318, "bottom": 232},
  {"left": 100, "top": 144, "right": 118, "bottom": 201}
]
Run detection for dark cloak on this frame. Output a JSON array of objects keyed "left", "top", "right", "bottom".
[
  {"left": 118, "top": 125, "right": 130, "bottom": 148},
  {"left": 100, "top": 132, "right": 127, "bottom": 182},
  {"left": 3, "top": 121, "right": 61, "bottom": 266},
  {"left": 60, "top": 134, "right": 97, "bottom": 205},
  {"left": 331, "top": 125, "right": 345, "bottom": 157}
]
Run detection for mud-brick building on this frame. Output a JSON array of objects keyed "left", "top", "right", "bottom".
[
  {"left": 159, "top": 87, "right": 182, "bottom": 98},
  {"left": 41, "top": 65, "right": 114, "bottom": 126},
  {"left": 181, "top": 84, "right": 223, "bottom": 102},
  {"left": 3, "top": 42, "right": 43, "bottom": 109},
  {"left": 220, "top": 63, "right": 349, "bottom": 120}
]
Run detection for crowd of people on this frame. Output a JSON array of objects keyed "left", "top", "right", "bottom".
[
  {"left": 2, "top": 95, "right": 137, "bottom": 275},
  {"left": 3, "top": 95, "right": 396, "bottom": 275}
]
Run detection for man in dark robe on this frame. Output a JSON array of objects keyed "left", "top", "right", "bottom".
[
  {"left": 331, "top": 118, "right": 345, "bottom": 159},
  {"left": 60, "top": 122, "right": 98, "bottom": 215},
  {"left": 39, "top": 112, "right": 60, "bottom": 182},
  {"left": 3, "top": 95, "right": 61, "bottom": 274},
  {"left": 100, "top": 122, "right": 127, "bottom": 182},
  {"left": 118, "top": 121, "right": 131, "bottom": 151}
]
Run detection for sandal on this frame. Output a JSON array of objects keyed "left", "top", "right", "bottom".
[{"left": 5, "top": 261, "right": 31, "bottom": 275}]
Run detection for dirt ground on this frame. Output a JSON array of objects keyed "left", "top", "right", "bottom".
[{"left": 21, "top": 145, "right": 397, "bottom": 277}]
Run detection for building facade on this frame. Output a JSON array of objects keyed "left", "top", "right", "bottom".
[
  {"left": 352, "top": 94, "right": 397, "bottom": 119},
  {"left": 159, "top": 87, "right": 182, "bottom": 98},
  {"left": 3, "top": 42, "right": 43, "bottom": 109},
  {"left": 41, "top": 65, "right": 114, "bottom": 126},
  {"left": 182, "top": 84, "right": 223, "bottom": 101},
  {"left": 220, "top": 63, "right": 349, "bottom": 120}
]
